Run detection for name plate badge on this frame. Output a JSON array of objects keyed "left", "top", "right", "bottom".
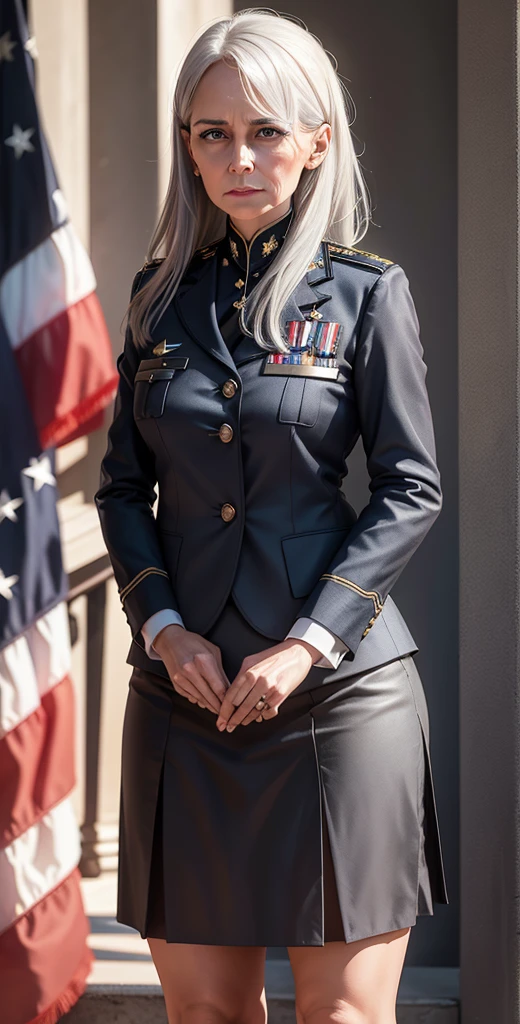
[
  {"left": 262, "top": 362, "right": 340, "bottom": 380},
  {"left": 137, "top": 355, "right": 189, "bottom": 372}
]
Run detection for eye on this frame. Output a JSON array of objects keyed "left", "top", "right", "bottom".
[
  {"left": 257, "top": 127, "right": 285, "bottom": 138},
  {"left": 198, "top": 126, "right": 287, "bottom": 142},
  {"left": 199, "top": 129, "right": 227, "bottom": 141}
]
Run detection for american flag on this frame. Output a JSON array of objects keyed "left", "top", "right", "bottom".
[{"left": 0, "top": 1, "right": 118, "bottom": 1020}]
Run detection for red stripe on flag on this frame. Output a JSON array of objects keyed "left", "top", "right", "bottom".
[
  {"left": 0, "top": 868, "right": 92, "bottom": 1024},
  {"left": 14, "top": 291, "right": 118, "bottom": 450},
  {"left": 0, "top": 676, "right": 76, "bottom": 849}
]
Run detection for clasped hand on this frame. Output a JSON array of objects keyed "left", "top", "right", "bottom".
[{"left": 151, "top": 623, "right": 320, "bottom": 730}]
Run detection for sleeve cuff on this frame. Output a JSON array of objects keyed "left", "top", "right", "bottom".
[
  {"left": 141, "top": 608, "right": 186, "bottom": 660},
  {"left": 285, "top": 617, "right": 350, "bottom": 670}
]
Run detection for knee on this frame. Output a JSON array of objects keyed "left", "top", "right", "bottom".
[
  {"left": 181, "top": 999, "right": 266, "bottom": 1024},
  {"left": 296, "top": 1001, "right": 395, "bottom": 1024}
]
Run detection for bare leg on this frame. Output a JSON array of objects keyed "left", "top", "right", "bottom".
[
  {"left": 147, "top": 939, "right": 268, "bottom": 1024},
  {"left": 288, "top": 926, "right": 411, "bottom": 1024}
]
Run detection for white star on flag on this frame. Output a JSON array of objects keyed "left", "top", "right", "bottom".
[
  {"left": 0, "top": 31, "right": 16, "bottom": 63},
  {"left": 24, "top": 35, "right": 38, "bottom": 60},
  {"left": 0, "top": 569, "right": 19, "bottom": 601},
  {"left": 5, "top": 124, "right": 35, "bottom": 160},
  {"left": 22, "top": 455, "right": 57, "bottom": 492},
  {"left": 0, "top": 489, "right": 24, "bottom": 524}
]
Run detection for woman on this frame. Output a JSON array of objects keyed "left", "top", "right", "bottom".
[{"left": 95, "top": 9, "right": 449, "bottom": 1023}]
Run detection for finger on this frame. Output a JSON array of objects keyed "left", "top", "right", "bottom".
[
  {"left": 191, "top": 652, "right": 229, "bottom": 705},
  {"left": 216, "top": 679, "right": 251, "bottom": 728},
  {"left": 242, "top": 701, "right": 281, "bottom": 726},
  {"left": 240, "top": 707, "right": 265, "bottom": 726},
  {"left": 211, "top": 645, "right": 232, "bottom": 689},
  {"left": 226, "top": 687, "right": 277, "bottom": 730},
  {"left": 177, "top": 664, "right": 222, "bottom": 713},
  {"left": 261, "top": 706, "right": 279, "bottom": 718},
  {"left": 179, "top": 688, "right": 216, "bottom": 713}
]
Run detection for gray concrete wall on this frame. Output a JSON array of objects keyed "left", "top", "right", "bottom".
[{"left": 234, "top": 0, "right": 459, "bottom": 966}]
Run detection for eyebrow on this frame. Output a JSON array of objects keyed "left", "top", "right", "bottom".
[{"left": 192, "top": 117, "right": 282, "bottom": 127}]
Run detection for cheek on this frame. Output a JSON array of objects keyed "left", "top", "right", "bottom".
[{"left": 260, "top": 151, "right": 303, "bottom": 185}]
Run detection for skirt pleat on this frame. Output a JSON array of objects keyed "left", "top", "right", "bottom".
[{"left": 116, "top": 598, "right": 449, "bottom": 946}]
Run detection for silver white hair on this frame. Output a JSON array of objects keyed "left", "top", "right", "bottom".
[{"left": 127, "top": 8, "right": 372, "bottom": 351}]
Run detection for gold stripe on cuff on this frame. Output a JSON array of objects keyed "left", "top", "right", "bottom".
[
  {"left": 319, "top": 574, "right": 384, "bottom": 616},
  {"left": 119, "top": 567, "right": 170, "bottom": 605}
]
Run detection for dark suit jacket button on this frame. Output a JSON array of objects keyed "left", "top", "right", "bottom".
[
  {"left": 218, "top": 423, "right": 234, "bottom": 442},
  {"left": 222, "top": 379, "right": 238, "bottom": 398},
  {"left": 221, "top": 503, "right": 236, "bottom": 522}
]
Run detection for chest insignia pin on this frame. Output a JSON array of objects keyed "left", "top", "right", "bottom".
[{"left": 152, "top": 339, "right": 183, "bottom": 356}]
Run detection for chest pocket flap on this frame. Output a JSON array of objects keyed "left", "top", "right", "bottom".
[
  {"left": 277, "top": 377, "right": 321, "bottom": 427},
  {"left": 134, "top": 368, "right": 176, "bottom": 419}
]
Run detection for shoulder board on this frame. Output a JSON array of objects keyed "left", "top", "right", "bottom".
[
  {"left": 193, "top": 236, "right": 225, "bottom": 261},
  {"left": 141, "top": 257, "right": 165, "bottom": 271},
  {"left": 327, "top": 242, "right": 394, "bottom": 273},
  {"left": 131, "top": 257, "right": 164, "bottom": 298}
]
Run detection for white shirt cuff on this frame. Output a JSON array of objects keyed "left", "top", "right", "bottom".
[
  {"left": 285, "top": 617, "right": 350, "bottom": 669},
  {"left": 141, "top": 608, "right": 185, "bottom": 659}
]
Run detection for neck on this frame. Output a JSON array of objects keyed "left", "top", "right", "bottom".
[{"left": 229, "top": 197, "right": 293, "bottom": 242}]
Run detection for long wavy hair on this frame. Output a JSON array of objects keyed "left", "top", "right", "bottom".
[{"left": 126, "top": 8, "right": 372, "bottom": 352}]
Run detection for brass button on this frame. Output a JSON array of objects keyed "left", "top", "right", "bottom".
[
  {"left": 222, "top": 379, "right": 238, "bottom": 398},
  {"left": 221, "top": 503, "right": 236, "bottom": 522},
  {"left": 218, "top": 423, "right": 234, "bottom": 443}
]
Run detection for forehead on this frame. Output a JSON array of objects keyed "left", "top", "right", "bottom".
[{"left": 191, "top": 60, "right": 275, "bottom": 120}]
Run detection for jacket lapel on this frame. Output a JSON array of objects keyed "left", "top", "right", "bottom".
[
  {"left": 174, "top": 252, "right": 237, "bottom": 373},
  {"left": 174, "top": 242, "right": 334, "bottom": 371}
]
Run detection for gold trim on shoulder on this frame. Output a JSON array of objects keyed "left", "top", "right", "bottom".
[
  {"left": 141, "top": 257, "right": 165, "bottom": 270},
  {"left": 328, "top": 243, "right": 393, "bottom": 266}
]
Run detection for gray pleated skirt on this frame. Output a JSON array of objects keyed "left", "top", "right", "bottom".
[{"left": 117, "top": 598, "right": 449, "bottom": 946}]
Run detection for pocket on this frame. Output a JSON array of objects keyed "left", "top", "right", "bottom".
[
  {"left": 134, "top": 368, "right": 175, "bottom": 419},
  {"left": 281, "top": 525, "right": 354, "bottom": 599},
  {"left": 277, "top": 376, "right": 322, "bottom": 427}
]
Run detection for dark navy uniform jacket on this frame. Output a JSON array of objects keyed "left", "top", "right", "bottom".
[{"left": 95, "top": 207, "right": 442, "bottom": 691}]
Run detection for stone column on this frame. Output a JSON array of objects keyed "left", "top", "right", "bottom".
[{"left": 459, "top": 0, "right": 520, "bottom": 1019}]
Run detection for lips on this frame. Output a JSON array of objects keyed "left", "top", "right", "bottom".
[{"left": 226, "top": 188, "right": 262, "bottom": 194}]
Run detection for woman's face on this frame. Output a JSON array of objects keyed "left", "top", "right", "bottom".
[{"left": 180, "top": 60, "right": 331, "bottom": 238}]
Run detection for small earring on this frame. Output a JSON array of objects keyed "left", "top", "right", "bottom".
[{"left": 193, "top": 168, "right": 200, "bottom": 176}]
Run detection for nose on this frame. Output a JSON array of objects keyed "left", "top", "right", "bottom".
[{"left": 228, "top": 139, "right": 255, "bottom": 175}]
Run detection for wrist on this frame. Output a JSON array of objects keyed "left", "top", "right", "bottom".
[
  {"left": 152, "top": 622, "right": 185, "bottom": 656},
  {"left": 286, "top": 637, "right": 322, "bottom": 665}
]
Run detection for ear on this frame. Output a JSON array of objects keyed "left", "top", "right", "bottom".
[
  {"left": 180, "top": 126, "right": 198, "bottom": 172},
  {"left": 304, "top": 123, "right": 332, "bottom": 170}
]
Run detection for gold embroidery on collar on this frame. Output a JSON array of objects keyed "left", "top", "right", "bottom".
[
  {"left": 262, "top": 234, "right": 279, "bottom": 257},
  {"left": 230, "top": 239, "right": 239, "bottom": 260}
]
